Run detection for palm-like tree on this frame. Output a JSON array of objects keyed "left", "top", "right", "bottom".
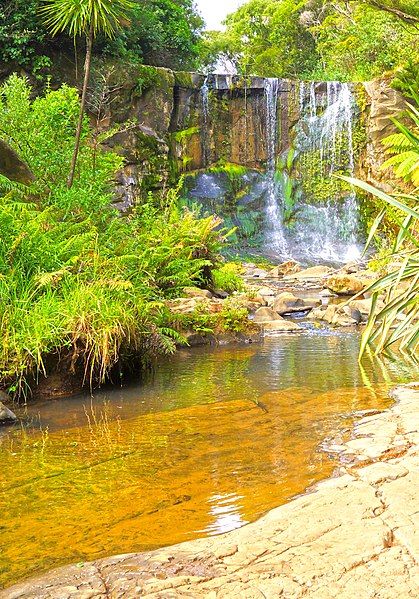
[{"left": 41, "top": 0, "right": 133, "bottom": 188}]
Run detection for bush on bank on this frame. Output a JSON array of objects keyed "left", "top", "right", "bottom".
[{"left": 0, "top": 76, "right": 233, "bottom": 399}]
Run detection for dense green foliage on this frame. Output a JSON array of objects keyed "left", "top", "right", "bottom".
[
  {"left": 41, "top": 0, "right": 133, "bottom": 189},
  {"left": 0, "top": 0, "right": 203, "bottom": 75},
  {"left": 99, "top": 0, "right": 204, "bottom": 69},
  {"left": 0, "top": 76, "right": 230, "bottom": 397},
  {"left": 342, "top": 97, "right": 418, "bottom": 357},
  {"left": 204, "top": 0, "right": 418, "bottom": 81}
]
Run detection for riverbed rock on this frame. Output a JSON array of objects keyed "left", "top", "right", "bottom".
[
  {"left": 342, "top": 304, "right": 363, "bottom": 324},
  {"left": 167, "top": 297, "right": 205, "bottom": 314},
  {"left": 326, "top": 274, "right": 366, "bottom": 295},
  {"left": 319, "top": 288, "right": 338, "bottom": 298},
  {"left": 243, "top": 295, "right": 267, "bottom": 310},
  {"left": 349, "top": 297, "right": 384, "bottom": 321},
  {"left": 272, "top": 292, "right": 307, "bottom": 315},
  {"left": 256, "top": 286, "right": 276, "bottom": 298},
  {"left": 0, "top": 401, "right": 17, "bottom": 424},
  {"left": 310, "top": 304, "right": 359, "bottom": 327},
  {"left": 284, "top": 265, "right": 334, "bottom": 282},
  {"left": 269, "top": 260, "right": 301, "bottom": 278},
  {"left": 182, "top": 287, "right": 213, "bottom": 299},
  {"left": 263, "top": 318, "right": 301, "bottom": 332},
  {"left": 302, "top": 297, "right": 322, "bottom": 309},
  {"left": 253, "top": 307, "right": 280, "bottom": 323},
  {"left": 243, "top": 265, "right": 270, "bottom": 279}
]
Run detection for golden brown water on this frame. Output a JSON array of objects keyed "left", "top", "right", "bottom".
[{"left": 0, "top": 332, "right": 416, "bottom": 588}]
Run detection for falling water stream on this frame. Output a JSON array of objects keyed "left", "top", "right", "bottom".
[
  {"left": 264, "top": 79, "right": 362, "bottom": 263},
  {"left": 264, "top": 78, "right": 288, "bottom": 254},
  {"left": 200, "top": 76, "right": 210, "bottom": 166},
  {"left": 189, "top": 77, "right": 364, "bottom": 264}
]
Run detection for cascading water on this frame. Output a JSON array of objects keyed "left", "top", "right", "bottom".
[
  {"left": 186, "top": 76, "right": 363, "bottom": 265},
  {"left": 264, "top": 78, "right": 288, "bottom": 254},
  {"left": 201, "top": 76, "right": 210, "bottom": 166},
  {"left": 290, "top": 81, "right": 362, "bottom": 263}
]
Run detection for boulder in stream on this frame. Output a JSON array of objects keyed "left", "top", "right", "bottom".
[
  {"left": 0, "top": 396, "right": 17, "bottom": 425},
  {"left": 312, "top": 304, "right": 360, "bottom": 327},
  {"left": 270, "top": 260, "right": 301, "bottom": 278},
  {"left": 349, "top": 298, "right": 384, "bottom": 320},
  {"left": 326, "top": 274, "right": 368, "bottom": 295},
  {"left": 284, "top": 265, "right": 334, "bottom": 282},
  {"left": 272, "top": 292, "right": 307, "bottom": 315},
  {"left": 263, "top": 319, "right": 301, "bottom": 332},
  {"left": 253, "top": 307, "right": 281, "bottom": 323}
]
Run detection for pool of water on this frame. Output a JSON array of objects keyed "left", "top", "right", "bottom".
[{"left": 0, "top": 331, "right": 416, "bottom": 588}]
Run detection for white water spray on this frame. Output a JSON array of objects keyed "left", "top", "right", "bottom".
[
  {"left": 292, "top": 81, "right": 362, "bottom": 263},
  {"left": 264, "top": 78, "right": 288, "bottom": 255}
]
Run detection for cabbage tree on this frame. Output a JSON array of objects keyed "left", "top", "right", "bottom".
[{"left": 41, "top": 0, "right": 132, "bottom": 188}]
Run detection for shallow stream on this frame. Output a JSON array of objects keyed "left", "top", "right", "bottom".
[{"left": 0, "top": 331, "right": 416, "bottom": 588}]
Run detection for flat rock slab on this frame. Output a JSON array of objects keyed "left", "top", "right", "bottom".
[{"left": 3, "top": 384, "right": 418, "bottom": 599}]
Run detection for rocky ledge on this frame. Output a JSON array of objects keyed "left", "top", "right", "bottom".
[{"left": 3, "top": 383, "right": 418, "bottom": 598}]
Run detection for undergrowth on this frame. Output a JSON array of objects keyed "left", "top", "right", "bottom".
[{"left": 0, "top": 76, "right": 231, "bottom": 399}]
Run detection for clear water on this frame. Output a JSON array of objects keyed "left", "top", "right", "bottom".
[
  {"left": 0, "top": 332, "right": 416, "bottom": 588},
  {"left": 201, "top": 76, "right": 210, "bottom": 166}
]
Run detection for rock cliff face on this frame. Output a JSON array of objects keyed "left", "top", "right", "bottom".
[
  {"left": 361, "top": 78, "right": 407, "bottom": 192},
  {"left": 92, "top": 68, "right": 315, "bottom": 209},
  {"left": 0, "top": 61, "right": 404, "bottom": 207},
  {"left": 0, "top": 139, "right": 35, "bottom": 185},
  {"left": 88, "top": 65, "right": 401, "bottom": 212}
]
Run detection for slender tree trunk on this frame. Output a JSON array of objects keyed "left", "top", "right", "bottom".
[{"left": 67, "top": 25, "right": 93, "bottom": 188}]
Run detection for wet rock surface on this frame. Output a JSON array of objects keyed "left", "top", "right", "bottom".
[
  {"left": 326, "top": 274, "right": 367, "bottom": 295},
  {"left": 4, "top": 383, "right": 418, "bottom": 598},
  {"left": 0, "top": 398, "right": 17, "bottom": 424}
]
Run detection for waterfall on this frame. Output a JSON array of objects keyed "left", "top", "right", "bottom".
[
  {"left": 201, "top": 76, "right": 210, "bottom": 166},
  {"left": 186, "top": 76, "right": 363, "bottom": 265},
  {"left": 291, "top": 81, "right": 361, "bottom": 263},
  {"left": 264, "top": 78, "right": 288, "bottom": 255}
]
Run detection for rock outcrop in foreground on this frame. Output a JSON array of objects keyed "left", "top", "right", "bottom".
[{"left": 3, "top": 385, "right": 418, "bottom": 599}]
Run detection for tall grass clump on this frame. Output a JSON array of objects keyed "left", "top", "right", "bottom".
[{"left": 0, "top": 76, "right": 227, "bottom": 398}]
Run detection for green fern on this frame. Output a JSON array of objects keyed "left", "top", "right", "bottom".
[{"left": 381, "top": 98, "right": 419, "bottom": 187}]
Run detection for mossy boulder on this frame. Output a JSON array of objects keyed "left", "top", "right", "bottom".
[
  {"left": 0, "top": 139, "right": 35, "bottom": 185},
  {"left": 326, "top": 274, "right": 366, "bottom": 295}
]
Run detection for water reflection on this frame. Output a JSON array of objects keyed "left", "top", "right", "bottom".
[
  {"left": 0, "top": 333, "right": 417, "bottom": 588},
  {"left": 203, "top": 493, "right": 248, "bottom": 535}
]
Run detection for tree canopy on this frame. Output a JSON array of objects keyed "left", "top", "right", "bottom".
[
  {"left": 204, "top": 0, "right": 418, "bottom": 81},
  {"left": 0, "top": 0, "right": 204, "bottom": 74}
]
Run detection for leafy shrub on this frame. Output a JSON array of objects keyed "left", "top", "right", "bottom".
[
  {"left": 0, "top": 76, "right": 228, "bottom": 397},
  {"left": 340, "top": 107, "right": 418, "bottom": 357},
  {"left": 212, "top": 263, "right": 245, "bottom": 293}
]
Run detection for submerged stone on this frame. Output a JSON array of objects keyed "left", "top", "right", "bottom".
[{"left": 0, "top": 400, "right": 17, "bottom": 424}]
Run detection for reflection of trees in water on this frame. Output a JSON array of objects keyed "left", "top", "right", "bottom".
[{"left": 1, "top": 334, "right": 417, "bottom": 588}]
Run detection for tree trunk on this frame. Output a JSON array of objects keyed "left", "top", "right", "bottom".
[{"left": 67, "top": 25, "right": 93, "bottom": 189}]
